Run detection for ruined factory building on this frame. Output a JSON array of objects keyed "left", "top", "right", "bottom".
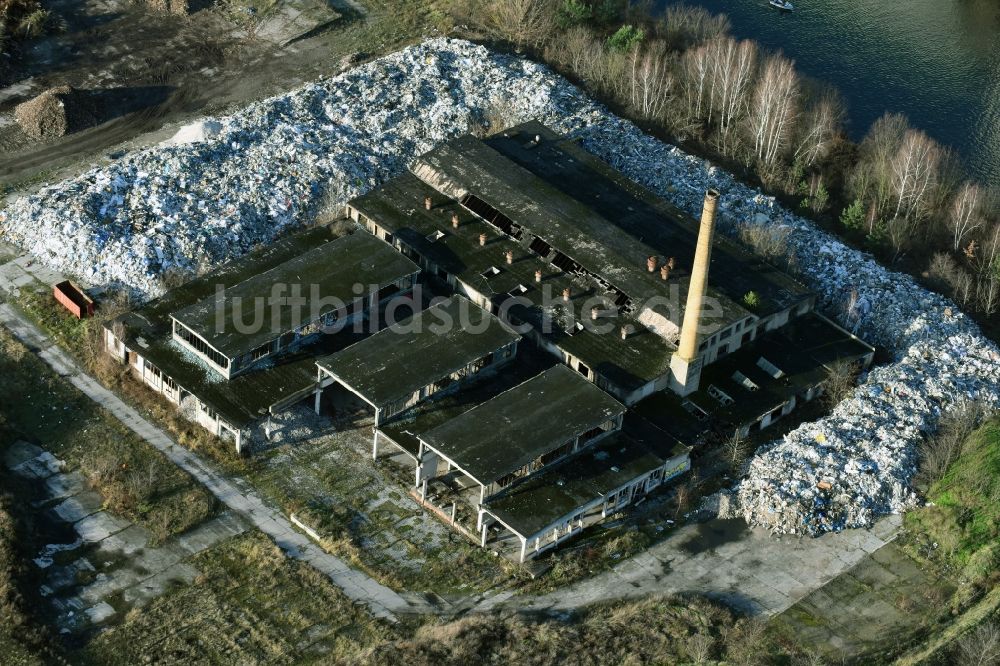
[
  {"left": 102, "top": 119, "right": 874, "bottom": 561},
  {"left": 347, "top": 121, "right": 817, "bottom": 408},
  {"left": 171, "top": 232, "right": 419, "bottom": 380},
  {"left": 481, "top": 416, "right": 689, "bottom": 562},
  {"left": 104, "top": 229, "right": 419, "bottom": 452},
  {"left": 315, "top": 294, "right": 521, "bottom": 431},
  {"left": 416, "top": 365, "right": 626, "bottom": 494},
  {"left": 348, "top": 121, "right": 868, "bottom": 433}
]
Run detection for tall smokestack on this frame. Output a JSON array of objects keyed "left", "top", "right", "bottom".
[{"left": 670, "top": 189, "right": 720, "bottom": 395}]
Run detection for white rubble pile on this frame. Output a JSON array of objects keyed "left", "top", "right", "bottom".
[{"left": 3, "top": 38, "right": 999, "bottom": 534}]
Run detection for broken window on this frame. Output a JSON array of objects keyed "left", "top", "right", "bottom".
[
  {"left": 529, "top": 236, "right": 551, "bottom": 257},
  {"left": 707, "top": 384, "right": 735, "bottom": 406}
]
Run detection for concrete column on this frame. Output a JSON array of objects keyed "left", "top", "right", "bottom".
[
  {"left": 313, "top": 389, "right": 322, "bottom": 415},
  {"left": 481, "top": 522, "right": 488, "bottom": 547},
  {"left": 371, "top": 429, "right": 379, "bottom": 460},
  {"left": 520, "top": 537, "right": 527, "bottom": 563}
]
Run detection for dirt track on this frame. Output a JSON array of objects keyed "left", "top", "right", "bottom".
[{"left": 0, "top": 0, "right": 378, "bottom": 189}]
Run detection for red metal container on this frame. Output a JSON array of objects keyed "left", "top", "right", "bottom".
[{"left": 53, "top": 280, "right": 95, "bottom": 319}]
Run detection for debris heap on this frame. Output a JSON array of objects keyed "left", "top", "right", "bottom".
[
  {"left": 3, "top": 38, "right": 999, "bottom": 535},
  {"left": 14, "top": 86, "right": 97, "bottom": 141}
]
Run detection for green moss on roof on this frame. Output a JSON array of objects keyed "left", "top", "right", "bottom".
[
  {"left": 419, "top": 365, "right": 626, "bottom": 485},
  {"left": 317, "top": 295, "right": 520, "bottom": 407},
  {"left": 172, "top": 232, "right": 418, "bottom": 358}
]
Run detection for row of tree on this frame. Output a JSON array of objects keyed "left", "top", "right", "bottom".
[{"left": 466, "top": 0, "right": 1000, "bottom": 321}]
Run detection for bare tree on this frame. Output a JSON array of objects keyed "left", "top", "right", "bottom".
[
  {"left": 916, "top": 399, "right": 990, "bottom": 489},
  {"left": 658, "top": 4, "right": 730, "bottom": 51},
  {"left": 849, "top": 113, "right": 909, "bottom": 219},
  {"left": 479, "top": 0, "right": 557, "bottom": 51},
  {"left": 705, "top": 37, "right": 757, "bottom": 155},
  {"left": 746, "top": 53, "right": 799, "bottom": 173},
  {"left": 793, "top": 91, "right": 843, "bottom": 168},
  {"left": 890, "top": 128, "right": 943, "bottom": 221},
  {"left": 949, "top": 182, "right": 986, "bottom": 251},
  {"left": 927, "top": 252, "right": 974, "bottom": 307},
  {"left": 627, "top": 40, "right": 674, "bottom": 121},
  {"left": 822, "top": 358, "right": 860, "bottom": 409},
  {"left": 722, "top": 430, "right": 749, "bottom": 472},
  {"left": 680, "top": 42, "right": 711, "bottom": 125},
  {"left": 956, "top": 622, "right": 1000, "bottom": 666},
  {"left": 971, "top": 223, "right": 1000, "bottom": 277}
]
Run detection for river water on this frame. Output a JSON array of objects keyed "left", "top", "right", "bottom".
[{"left": 656, "top": 0, "right": 1000, "bottom": 184}]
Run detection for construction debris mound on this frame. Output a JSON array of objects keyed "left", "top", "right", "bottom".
[
  {"left": 14, "top": 86, "right": 97, "bottom": 141},
  {"left": 3, "top": 39, "right": 999, "bottom": 536}
]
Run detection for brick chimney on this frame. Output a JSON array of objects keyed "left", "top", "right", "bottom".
[
  {"left": 451, "top": 213, "right": 460, "bottom": 229},
  {"left": 535, "top": 269, "right": 543, "bottom": 283},
  {"left": 647, "top": 255, "right": 657, "bottom": 273},
  {"left": 670, "top": 190, "right": 720, "bottom": 396},
  {"left": 562, "top": 287, "right": 571, "bottom": 302},
  {"left": 424, "top": 196, "right": 433, "bottom": 211},
  {"left": 591, "top": 306, "right": 600, "bottom": 321},
  {"left": 479, "top": 233, "right": 487, "bottom": 247},
  {"left": 660, "top": 264, "right": 669, "bottom": 281},
  {"left": 506, "top": 249, "right": 514, "bottom": 265},
  {"left": 620, "top": 324, "right": 633, "bottom": 340}
]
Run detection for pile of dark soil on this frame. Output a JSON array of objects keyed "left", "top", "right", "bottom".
[{"left": 13, "top": 86, "right": 98, "bottom": 141}]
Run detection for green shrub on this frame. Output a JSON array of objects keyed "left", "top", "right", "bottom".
[
  {"left": 606, "top": 24, "right": 643, "bottom": 52},
  {"left": 840, "top": 197, "right": 866, "bottom": 232},
  {"left": 555, "top": 0, "right": 590, "bottom": 28}
]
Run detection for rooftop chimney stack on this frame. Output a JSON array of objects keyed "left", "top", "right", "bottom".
[
  {"left": 451, "top": 213, "right": 460, "bottom": 229},
  {"left": 563, "top": 287, "right": 571, "bottom": 302},
  {"left": 424, "top": 196, "right": 433, "bottom": 211},
  {"left": 670, "top": 189, "right": 720, "bottom": 396},
  {"left": 479, "top": 233, "right": 487, "bottom": 247},
  {"left": 647, "top": 255, "right": 657, "bottom": 273},
  {"left": 535, "top": 269, "right": 543, "bottom": 283},
  {"left": 591, "top": 306, "right": 600, "bottom": 321},
  {"left": 660, "top": 264, "right": 669, "bottom": 281},
  {"left": 506, "top": 249, "right": 514, "bottom": 265}
]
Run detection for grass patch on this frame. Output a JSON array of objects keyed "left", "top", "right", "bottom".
[
  {"left": 81, "top": 531, "right": 400, "bottom": 664},
  {"left": 906, "top": 417, "right": 1000, "bottom": 579},
  {"left": 0, "top": 322, "right": 215, "bottom": 543}
]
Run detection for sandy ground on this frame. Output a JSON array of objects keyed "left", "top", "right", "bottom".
[{"left": 0, "top": 0, "right": 406, "bottom": 191}]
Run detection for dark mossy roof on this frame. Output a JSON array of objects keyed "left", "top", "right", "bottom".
[
  {"left": 316, "top": 295, "right": 520, "bottom": 408},
  {"left": 108, "top": 226, "right": 389, "bottom": 428},
  {"left": 376, "top": 349, "right": 558, "bottom": 458},
  {"left": 483, "top": 416, "right": 689, "bottom": 538},
  {"left": 171, "top": 232, "right": 418, "bottom": 358},
  {"left": 485, "top": 121, "right": 813, "bottom": 319},
  {"left": 350, "top": 172, "right": 676, "bottom": 392},
  {"left": 418, "top": 365, "right": 626, "bottom": 485}
]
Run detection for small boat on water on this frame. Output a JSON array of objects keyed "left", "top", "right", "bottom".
[{"left": 769, "top": 0, "right": 794, "bottom": 10}]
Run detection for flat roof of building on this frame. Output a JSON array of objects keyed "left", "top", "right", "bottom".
[
  {"left": 350, "top": 172, "right": 676, "bottom": 392},
  {"left": 109, "top": 226, "right": 412, "bottom": 429},
  {"left": 485, "top": 122, "right": 813, "bottom": 319},
  {"left": 418, "top": 365, "right": 626, "bottom": 485},
  {"left": 483, "top": 416, "right": 689, "bottom": 538},
  {"left": 316, "top": 295, "right": 520, "bottom": 408},
  {"left": 171, "top": 232, "right": 419, "bottom": 359}
]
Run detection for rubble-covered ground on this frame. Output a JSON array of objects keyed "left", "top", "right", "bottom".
[{"left": 3, "top": 38, "right": 998, "bottom": 535}]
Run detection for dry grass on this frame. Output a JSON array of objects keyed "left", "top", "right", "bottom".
[
  {"left": 82, "top": 531, "right": 400, "bottom": 665},
  {"left": 361, "top": 594, "right": 782, "bottom": 665},
  {"left": 0, "top": 324, "right": 215, "bottom": 543}
]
